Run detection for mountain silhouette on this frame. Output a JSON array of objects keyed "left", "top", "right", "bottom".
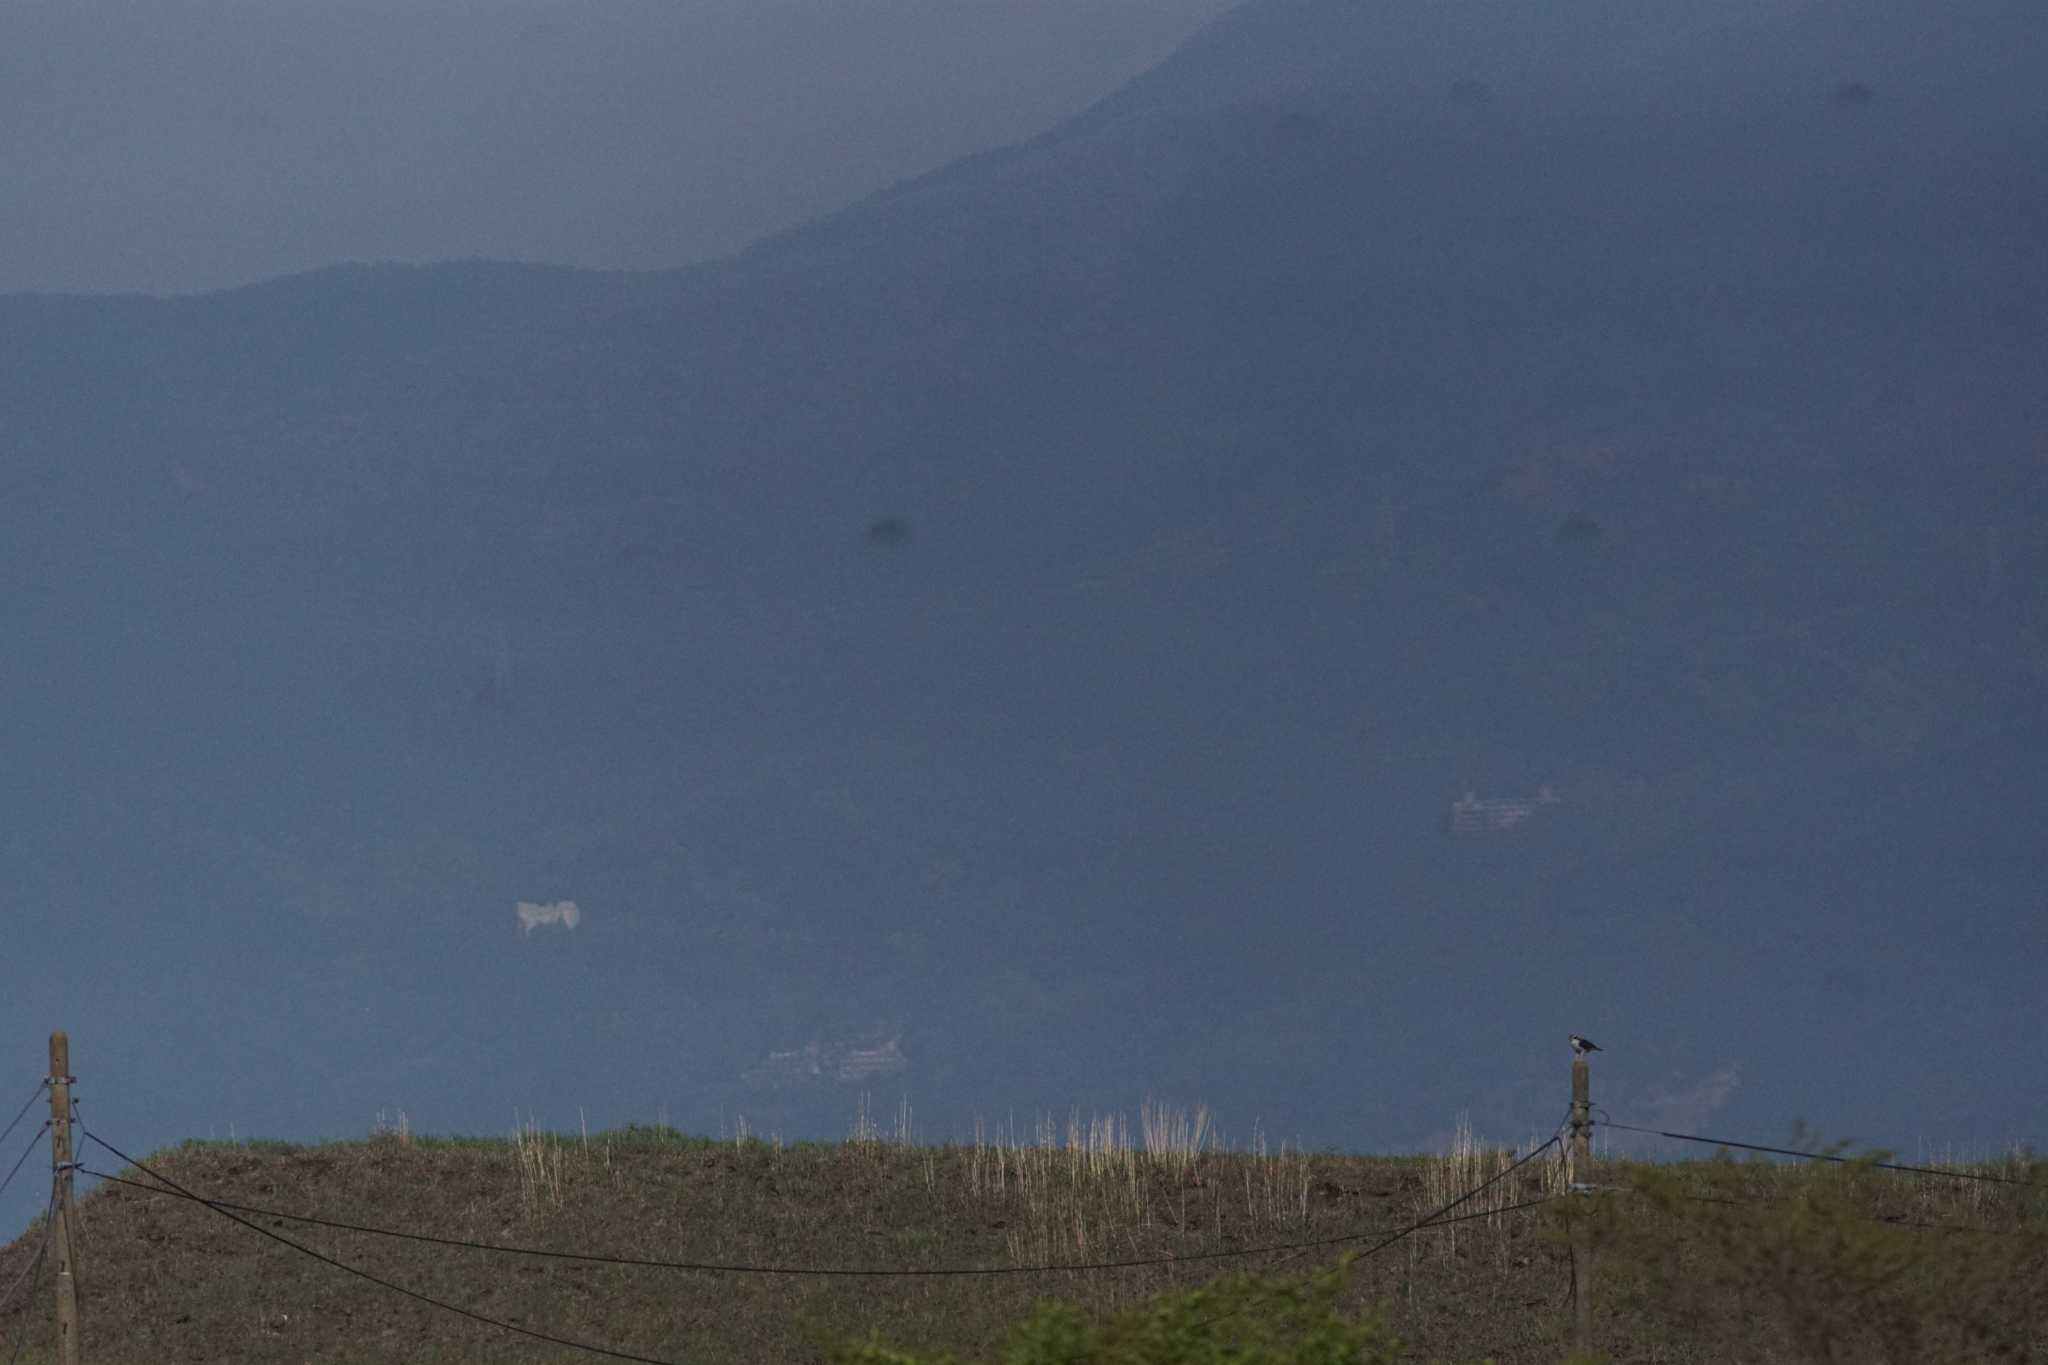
[{"left": 3, "top": 0, "right": 2043, "bottom": 1178}]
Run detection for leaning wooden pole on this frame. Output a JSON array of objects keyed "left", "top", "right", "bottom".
[
  {"left": 1568, "top": 1052, "right": 1594, "bottom": 1360},
  {"left": 49, "top": 1031, "right": 82, "bottom": 1365}
]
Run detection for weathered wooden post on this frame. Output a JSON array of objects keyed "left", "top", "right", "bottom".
[
  {"left": 1568, "top": 1048, "right": 1594, "bottom": 1359},
  {"left": 49, "top": 1031, "right": 82, "bottom": 1365}
]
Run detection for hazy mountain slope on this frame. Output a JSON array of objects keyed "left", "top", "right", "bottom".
[{"left": 4, "top": 0, "right": 2046, "bottom": 1209}]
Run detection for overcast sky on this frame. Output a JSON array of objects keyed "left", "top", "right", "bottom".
[{"left": 1, "top": 0, "right": 1234, "bottom": 295}]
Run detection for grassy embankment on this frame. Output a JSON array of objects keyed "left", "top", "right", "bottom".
[{"left": 0, "top": 1104, "right": 2039, "bottom": 1363}]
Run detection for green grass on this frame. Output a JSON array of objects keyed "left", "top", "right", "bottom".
[{"left": 0, "top": 1111, "right": 2040, "bottom": 1364}]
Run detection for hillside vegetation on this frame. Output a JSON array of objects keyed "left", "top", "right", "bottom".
[{"left": 1, "top": 1111, "right": 2040, "bottom": 1363}]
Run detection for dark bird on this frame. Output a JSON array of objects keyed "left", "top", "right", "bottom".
[{"left": 1569, "top": 1034, "right": 1603, "bottom": 1056}]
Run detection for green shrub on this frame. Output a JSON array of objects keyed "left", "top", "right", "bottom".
[
  {"left": 836, "top": 1259, "right": 1405, "bottom": 1365},
  {"left": 1599, "top": 1151, "right": 2048, "bottom": 1363}
]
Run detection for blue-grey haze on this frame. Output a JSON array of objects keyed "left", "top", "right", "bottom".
[
  {"left": 0, "top": 0, "right": 1232, "bottom": 294},
  {"left": 4, "top": 0, "right": 2046, "bottom": 1247}
]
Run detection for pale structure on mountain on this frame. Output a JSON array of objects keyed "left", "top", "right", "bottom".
[
  {"left": 743, "top": 1037, "right": 908, "bottom": 1089},
  {"left": 516, "top": 900, "right": 582, "bottom": 937},
  {"left": 1448, "top": 786, "right": 1560, "bottom": 835}
]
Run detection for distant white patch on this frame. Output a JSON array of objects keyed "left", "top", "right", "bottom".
[
  {"left": 515, "top": 900, "right": 582, "bottom": 938},
  {"left": 744, "top": 1036, "right": 907, "bottom": 1090}
]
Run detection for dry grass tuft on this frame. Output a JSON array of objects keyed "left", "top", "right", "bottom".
[
  {"left": 1413, "top": 1113, "right": 1566, "bottom": 1270},
  {"left": 4, "top": 1106, "right": 2035, "bottom": 1364},
  {"left": 511, "top": 1114, "right": 565, "bottom": 1216},
  {"left": 952, "top": 1102, "right": 1318, "bottom": 1268},
  {"left": 369, "top": 1109, "right": 412, "bottom": 1147}
]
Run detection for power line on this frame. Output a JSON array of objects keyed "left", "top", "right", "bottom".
[
  {"left": 1277, "top": 1191, "right": 1559, "bottom": 1282},
  {"left": 0, "top": 1124, "right": 48, "bottom": 1207},
  {"left": 1134, "top": 1136, "right": 1565, "bottom": 1363},
  {"left": 1348, "top": 1135, "right": 1561, "bottom": 1266},
  {"left": 1603, "top": 1121, "right": 2048, "bottom": 1188},
  {"left": 1667, "top": 1189, "right": 2031, "bottom": 1237},
  {"left": 0, "top": 1084, "right": 44, "bottom": 1160},
  {"left": 1210, "top": 1137, "right": 1564, "bottom": 1312},
  {"left": 80, "top": 1110, "right": 1574, "bottom": 1279},
  {"left": 1, "top": 1183, "right": 58, "bottom": 1365},
  {"left": 1092, "top": 1199, "right": 1562, "bottom": 1365},
  {"left": 82, "top": 1129, "right": 690, "bottom": 1365},
  {"left": 82, "top": 1125, "right": 1561, "bottom": 1365},
  {"left": 79, "top": 1159, "right": 1550, "bottom": 1279},
  {"left": 0, "top": 1183, "right": 55, "bottom": 1315}
]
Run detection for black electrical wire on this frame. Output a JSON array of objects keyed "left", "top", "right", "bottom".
[
  {"left": 0, "top": 1085, "right": 44, "bottom": 1162},
  {"left": 0, "top": 1124, "right": 48, "bottom": 1208},
  {"left": 1, "top": 1183, "right": 58, "bottom": 1365},
  {"left": 83, "top": 1125, "right": 1564, "bottom": 1365},
  {"left": 1116, "top": 1134, "right": 1566, "bottom": 1363},
  {"left": 1290, "top": 1110, "right": 1568, "bottom": 1279},
  {"left": 0, "top": 1183, "right": 54, "bottom": 1313},
  {"left": 80, "top": 1161, "right": 1551, "bottom": 1279},
  {"left": 82, "top": 1129, "right": 689, "bottom": 1365},
  {"left": 1671, "top": 1189, "right": 2029, "bottom": 1236},
  {"left": 1275, "top": 1190, "right": 1560, "bottom": 1282},
  {"left": 1604, "top": 1121, "right": 2048, "bottom": 1188},
  {"left": 1347, "top": 1133, "right": 1562, "bottom": 1265}
]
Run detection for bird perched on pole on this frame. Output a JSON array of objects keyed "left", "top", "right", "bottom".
[{"left": 1569, "top": 1034, "right": 1602, "bottom": 1056}]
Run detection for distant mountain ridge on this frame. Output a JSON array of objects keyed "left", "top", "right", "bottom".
[{"left": 2, "top": 0, "right": 2044, "bottom": 1202}]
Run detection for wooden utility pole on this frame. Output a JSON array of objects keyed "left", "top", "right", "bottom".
[
  {"left": 49, "top": 1031, "right": 82, "bottom": 1365},
  {"left": 1568, "top": 1051, "right": 1594, "bottom": 1360}
]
